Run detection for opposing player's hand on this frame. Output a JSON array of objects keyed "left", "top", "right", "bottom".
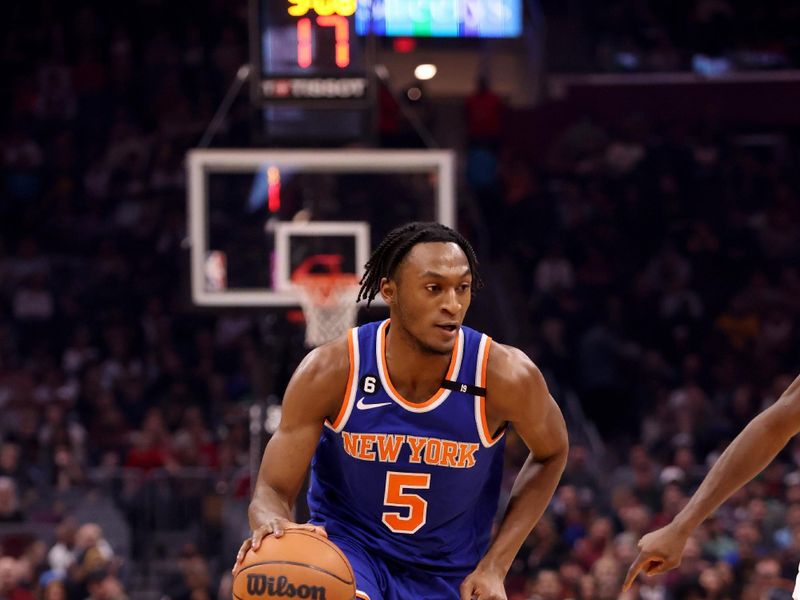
[
  {"left": 232, "top": 519, "right": 327, "bottom": 574},
  {"left": 460, "top": 564, "right": 507, "bottom": 600},
  {"left": 622, "top": 523, "right": 690, "bottom": 591}
]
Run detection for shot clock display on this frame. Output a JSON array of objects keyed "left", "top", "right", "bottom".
[{"left": 250, "top": 0, "right": 370, "bottom": 104}]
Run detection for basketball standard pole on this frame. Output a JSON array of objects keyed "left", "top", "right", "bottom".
[
  {"left": 373, "top": 64, "right": 439, "bottom": 150},
  {"left": 197, "top": 64, "right": 252, "bottom": 149}
]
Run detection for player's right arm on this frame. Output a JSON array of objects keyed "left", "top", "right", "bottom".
[
  {"left": 623, "top": 373, "right": 800, "bottom": 590},
  {"left": 233, "top": 337, "right": 350, "bottom": 572}
]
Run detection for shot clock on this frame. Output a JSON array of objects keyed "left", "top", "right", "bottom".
[{"left": 249, "top": 0, "right": 370, "bottom": 105}]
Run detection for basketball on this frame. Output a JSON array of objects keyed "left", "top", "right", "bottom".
[{"left": 233, "top": 530, "right": 355, "bottom": 600}]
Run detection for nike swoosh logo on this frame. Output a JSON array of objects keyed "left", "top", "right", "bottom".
[{"left": 356, "top": 397, "right": 391, "bottom": 410}]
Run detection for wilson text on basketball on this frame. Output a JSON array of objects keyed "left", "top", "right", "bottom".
[{"left": 246, "top": 574, "right": 326, "bottom": 599}]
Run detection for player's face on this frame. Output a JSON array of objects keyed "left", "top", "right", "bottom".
[{"left": 382, "top": 242, "right": 472, "bottom": 355}]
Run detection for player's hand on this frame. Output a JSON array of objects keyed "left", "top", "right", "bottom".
[
  {"left": 232, "top": 519, "right": 327, "bottom": 574},
  {"left": 460, "top": 563, "right": 507, "bottom": 600},
  {"left": 622, "top": 522, "right": 690, "bottom": 591}
]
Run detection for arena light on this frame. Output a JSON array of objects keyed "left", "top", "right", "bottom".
[
  {"left": 414, "top": 63, "right": 437, "bottom": 80},
  {"left": 393, "top": 37, "right": 416, "bottom": 53},
  {"left": 406, "top": 86, "right": 423, "bottom": 101}
]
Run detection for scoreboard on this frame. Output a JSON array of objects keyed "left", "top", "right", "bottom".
[
  {"left": 250, "top": 0, "right": 370, "bottom": 105},
  {"left": 356, "top": 0, "right": 522, "bottom": 38}
]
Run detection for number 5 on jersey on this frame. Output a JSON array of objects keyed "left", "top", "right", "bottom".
[{"left": 381, "top": 471, "right": 430, "bottom": 534}]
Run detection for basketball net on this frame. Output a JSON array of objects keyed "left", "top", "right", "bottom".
[{"left": 293, "top": 273, "right": 360, "bottom": 347}]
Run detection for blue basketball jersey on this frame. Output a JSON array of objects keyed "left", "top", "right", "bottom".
[{"left": 307, "top": 319, "right": 506, "bottom": 577}]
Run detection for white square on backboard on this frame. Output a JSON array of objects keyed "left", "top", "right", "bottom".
[{"left": 273, "top": 221, "right": 370, "bottom": 292}]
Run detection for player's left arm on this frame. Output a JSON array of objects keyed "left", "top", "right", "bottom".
[{"left": 461, "top": 343, "right": 568, "bottom": 600}]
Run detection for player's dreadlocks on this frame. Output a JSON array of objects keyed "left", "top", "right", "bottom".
[{"left": 357, "top": 222, "right": 482, "bottom": 306}]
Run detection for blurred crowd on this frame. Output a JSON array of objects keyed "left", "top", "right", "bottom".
[
  {"left": 2, "top": 0, "right": 257, "bottom": 598},
  {"left": 3, "top": 1, "right": 800, "bottom": 600},
  {"left": 544, "top": 0, "right": 800, "bottom": 73},
  {"left": 0, "top": 520, "right": 126, "bottom": 600},
  {"left": 475, "top": 113, "right": 800, "bottom": 598}
]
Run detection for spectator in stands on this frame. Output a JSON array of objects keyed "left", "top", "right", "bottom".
[
  {"left": 0, "top": 478, "right": 24, "bottom": 523},
  {"left": 163, "top": 544, "right": 214, "bottom": 600},
  {"left": 0, "top": 557, "right": 34, "bottom": 600},
  {"left": 38, "top": 571, "right": 67, "bottom": 600},
  {"left": 63, "top": 524, "right": 114, "bottom": 600},
  {"left": 0, "top": 440, "right": 39, "bottom": 499},
  {"left": 47, "top": 519, "right": 78, "bottom": 577},
  {"left": 83, "top": 571, "right": 127, "bottom": 600},
  {"left": 527, "top": 568, "right": 564, "bottom": 600}
]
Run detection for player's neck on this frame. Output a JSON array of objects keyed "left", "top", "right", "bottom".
[{"left": 384, "top": 326, "right": 451, "bottom": 403}]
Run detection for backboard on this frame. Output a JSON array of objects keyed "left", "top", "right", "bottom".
[{"left": 187, "top": 149, "right": 456, "bottom": 307}]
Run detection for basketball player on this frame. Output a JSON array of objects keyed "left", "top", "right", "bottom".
[
  {"left": 234, "top": 222, "right": 569, "bottom": 599},
  {"left": 623, "top": 373, "right": 800, "bottom": 596}
]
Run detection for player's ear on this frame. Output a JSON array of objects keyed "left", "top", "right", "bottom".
[{"left": 379, "top": 277, "right": 395, "bottom": 305}]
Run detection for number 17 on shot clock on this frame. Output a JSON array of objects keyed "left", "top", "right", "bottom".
[{"left": 251, "top": 0, "right": 370, "bottom": 104}]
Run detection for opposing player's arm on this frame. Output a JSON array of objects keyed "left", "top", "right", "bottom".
[
  {"left": 623, "top": 373, "right": 800, "bottom": 590},
  {"left": 236, "top": 338, "right": 349, "bottom": 568},
  {"left": 466, "top": 344, "right": 568, "bottom": 588},
  {"left": 672, "top": 373, "right": 800, "bottom": 533}
]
